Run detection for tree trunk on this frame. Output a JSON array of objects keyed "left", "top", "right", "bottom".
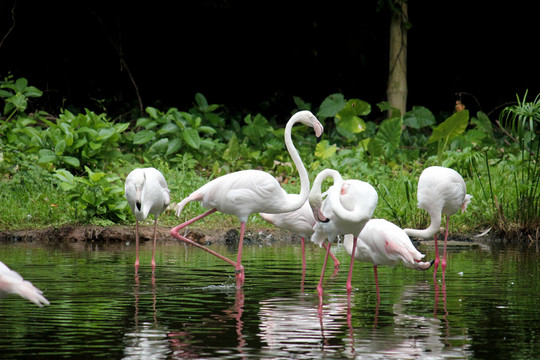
[{"left": 387, "top": 1, "right": 408, "bottom": 118}]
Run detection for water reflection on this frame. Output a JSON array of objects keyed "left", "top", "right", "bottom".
[
  {"left": 123, "top": 273, "right": 171, "bottom": 360},
  {"left": 1, "top": 242, "right": 540, "bottom": 359}
]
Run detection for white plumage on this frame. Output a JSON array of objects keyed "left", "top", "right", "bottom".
[
  {"left": 0, "top": 260, "right": 50, "bottom": 307},
  {"left": 125, "top": 167, "right": 170, "bottom": 270},
  {"left": 404, "top": 166, "right": 472, "bottom": 280}
]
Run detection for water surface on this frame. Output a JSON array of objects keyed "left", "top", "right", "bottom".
[{"left": 0, "top": 239, "right": 539, "bottom": 359}]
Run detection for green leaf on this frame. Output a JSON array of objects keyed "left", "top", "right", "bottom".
[
  {"left": 62, "top": 156, "right": 81, "bottom": 167},
  {"left": 315, "top": 140, "right": 338, "bottom": 159},
  {"left": 146, "top": 106, "right": 159, "bottom": 119},
  {"left": 335, "top": 99, "right": 370, "bottom": 135},
  {"left": 22, "top": 86, "right": 43, "bottom": 98},
  {"left": 182, "top": 128, "right": 201, "bottom": 149},
  {"left": 97, "top": 127, "right": 116, "bottom": 141},
  {"left": 133, "top": 130, "right": 156, "bottom": 144},
  {"left": 404, "top": 106, "right": 436, "bottom": 129},
  {"left": 375, "top": 117, "right": 403, "bottom": 155},
  {"left": 149, "top": 138, "right": 169, "bottom": 154},
  {"left": 38, "top": 149, "right": 58, "bottom": 163},
  {"left": 243, "top": 114, "right": 272, "bottom": 140},
  {"left": 223, "top": 134, "right": 239, "bottom": 161},
  {"left": 428, "top": 110, "right": 469, "bottom": 144},
  {"left": 317, "top": 93, "right": 346, "bottom": 119},
  {"left": 14, "top": 78, "right": 28, "bottom": 92},
  {"left": 195, "top": 92, "right": 209, "bottom": 110},
  {"left": 166, "top": 138, "right": 182, "bottom": 156}
]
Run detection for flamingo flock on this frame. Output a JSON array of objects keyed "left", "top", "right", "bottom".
[
  {"left": 1, "top": 111, "right": 472, "bottom": 308},
  {"left": 122, "top": 110, "right": 471, "bottom": 299}
]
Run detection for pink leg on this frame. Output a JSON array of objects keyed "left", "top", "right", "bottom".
[
  {"left": 433, "top": 233, "right": 440, "bottom": 281},
  {"left": 373, "top": 265, "right": 380, "bottom": 303},
  {"left": 301, "top": 237, "right": 306, "bottom": 273},
  {"left": 170, "top": 208, "right": 238, "bottom": 268},
  {"left": 441, "top": 216, "right": 450, "bottom": 281},
  {"left": 322, "top": 243, "right": 340, "bottom": 269},
  {"left": 317, "top": 242, "right": 332, "bottom": 300},
  {"left": 346, "top": 237, "right": 358, "bottom": 294},
  {"left": 151, "top": 217, "right": 158, "bottom": 272},
  {"left": 235, "top": 222, "right": 246, "bottom": 287},
  {"left": 135, "top": 220, "right": 140, "bottom": 271}
]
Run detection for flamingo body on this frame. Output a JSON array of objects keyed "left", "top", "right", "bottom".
[
  {"left": 345, "top": 219, "right": 432, "bottom": 270},
  {"left": 125, "top": 167, "right": 170, "bottom": 270},
  {"left": 308, "top": 169, "right": 378, "bottom": 295},
  {"left": 404, "top": 166, "right": 472, "bottom": 280},
  {"left": 171, "top": 110, "right": 324, "bottom": 287},
  {"left": 0, "top": 260, "right": 50, "bottom": 307}
]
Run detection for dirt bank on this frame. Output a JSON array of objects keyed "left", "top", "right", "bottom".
[{"left": 0, "top": 225, "right": 303, "bottom": 246}]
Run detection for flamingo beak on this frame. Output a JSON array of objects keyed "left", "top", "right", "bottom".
[{"left": 313, "top": 207, "right": 330, "bottom": 223}]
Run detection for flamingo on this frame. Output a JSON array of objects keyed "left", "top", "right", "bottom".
[
  {"left": 344, "top": 219, "right": 434, "bottom": 302},
  {"left": 260, "top": 197, "right": 340, "bottom": 274},
  {"left": 309, "top": 169, "right": 378, "bottom": 296},
  {"left": 403, "top": 166, "right": 472, "bottom": 280},
  {"left": 0, "top": 260, "right": 50, "bottom": 307},
  {"left": 125, "top": 167, "right": 170, "bottom": 271},
  {"left": 170, "top": 110, "right": 324, "bottom": 287}
]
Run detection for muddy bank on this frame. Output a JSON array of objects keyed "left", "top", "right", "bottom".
[{"left": 0, "top": 225, "right": 304, "bottom": 246}]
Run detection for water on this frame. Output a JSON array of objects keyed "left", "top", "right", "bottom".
[{"left": 1, "top": 238, "right": 539, "bottom": 359}]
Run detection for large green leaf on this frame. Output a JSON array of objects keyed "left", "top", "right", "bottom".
[
  {"left": 315, "top": 140, "right": 337, "bottom": 159},
  {"left": 317, "top": 93, "right": 346, "bottom": 119},
  {"left": 182, "top": 128, "right": 201, "bottom": 149},
  {"left": 335, "top": 99, "right": 370, "bottom": 135},
  {"left": 428, "top": 110, "right": 469, "bottom": 144},
  {"left": 243, "top": 114, "right": 272, "bottom": 140},
  {"left": 133, "top": 130, "right": 155, "bottom": 144},
  {"left": 404, "top": 106, "right": 435, "bottom": 129}
]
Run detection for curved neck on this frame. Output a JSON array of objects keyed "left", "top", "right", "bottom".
[
  {"left": 309, "top": 169, "right": 342, "bottom": 220},
  {"left": 282, "top": 116, "right": 311, "bottom": 211},
  {"left": 329, "top": 180, "right": 372, "bottom": 224},
  {"left": 403, "top": 211, "right": 442, "bottom": 239}
]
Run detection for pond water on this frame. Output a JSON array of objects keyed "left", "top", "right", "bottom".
[{"left": 0, "top": 237, "right": 539, "bottom": 359}]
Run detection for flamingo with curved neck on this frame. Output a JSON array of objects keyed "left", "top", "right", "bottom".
[
  {"left": 403, "top": 166, "right": 472, "bottom": 281},
  {"left": 309, "top": 169, "right": 378, "bottom": 296},
  {"left": 170, "top": 110, "right": 323, "bottom": 287}
]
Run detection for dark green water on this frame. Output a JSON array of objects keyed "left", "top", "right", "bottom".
[{"left": 0, "top": 239, "right": 539, "bottom": 359}]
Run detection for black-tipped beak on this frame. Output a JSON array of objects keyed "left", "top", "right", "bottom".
[
  {"left": 428, "top": 259, "right": 435, "bottom": 269},
  {"left": 136, "top": 201, "right": 141, "bottom": 211},
  {"left": 316, "top": 135, "right": 322, "bottom": 143}
]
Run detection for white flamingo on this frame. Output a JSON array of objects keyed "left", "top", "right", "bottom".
[
  {"left": 170, "top": 111, "right": 324, "bottom": 287},
  {"left": 344, "top": 218, "right": 434, "bottom": 302},
  {"left": 309, "top": 169, "right": 378, "bottom": 295},
  {"left": 403, "top": 166, "right": 472, "bottom": 280},
  {"left": 0, "top": 260, "right": 50, "bottom": 307},
  {"left": 125, "top": 167, "right": 170, "bottom": 271}
]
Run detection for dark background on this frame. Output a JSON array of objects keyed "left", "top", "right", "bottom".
[{"left": 1, "top": 1, "right": 538, "bottom": 121}]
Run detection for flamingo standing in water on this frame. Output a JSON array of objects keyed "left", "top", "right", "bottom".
[
  {"left": 125, "top": 167, "right": 170, "bottom": 271},
  {"left": 0, "top": 260, "right": 50, "bottom": 307},
  {"left": 403, "top": 166, "right": 472, "bottom": 280},
  {"left": 344, "top": 219, "right": 434, "bottom": 302},
  {"left": 309, "top": 169, "right": 378, "bottom": 296},
  {"left": 170, "top": 111, "right": 324, "bottom": 287}
]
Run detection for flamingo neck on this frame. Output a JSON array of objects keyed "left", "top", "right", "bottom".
[
  {"left": 403, "top": 211, "right": 442, "bottom": 239},
  {"left": 329, "top": 181, "right": 373, "bottom": 224},
  {"left": 282, "top": 117, "right": 310, "bottom": 211},
  {"left": 309, "top": 169, "right": 342, "bottom": 220}
]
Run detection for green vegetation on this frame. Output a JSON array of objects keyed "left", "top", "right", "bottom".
[{"left": 0, "top": 75, "right": 538, "bottom": 239}]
